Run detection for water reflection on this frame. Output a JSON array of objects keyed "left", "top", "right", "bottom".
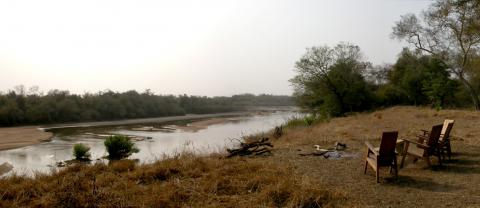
[{"left": 0, "top": 111, "right": 297, "bottom": 175}]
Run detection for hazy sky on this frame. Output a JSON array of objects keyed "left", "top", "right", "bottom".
[{"left": 0, "top": 0, "right": 432, "bottom": 96}]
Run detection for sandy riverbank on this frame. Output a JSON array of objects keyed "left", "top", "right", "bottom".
[
  {"left": 0, "top": 111, "right": 260, "bottom": 151},
  {"left": 0, "top": 126, "right": 53, "bottom": 151},
  {"left": 168, "top": 117, "right": 249, "bottom": 132},
  {"left": 40, "top": 112, "right": 249, "bottom": 131}
]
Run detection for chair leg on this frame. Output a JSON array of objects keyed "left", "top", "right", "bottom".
[
  {"left": 376, "top": 165, "right": 379, "bottom": 183},
  {"left": 393, "top": 157, "right": 398, "bottom": 180},
  {"left": 441, "top": 148, "right": 446, "bottom": 161},
  {"left": 425, "top": 156, "right": 431, "bottom": 167},
  {"left": 446, "top": 142, "right": 452, "bottom": 160},
  {"left": 400, "top": 153, "right": 407, "bottom": 168},
  {"left": 364, "top": 160, "right": 368, "bottom": 174},
  {"left": 400, "top": 142, "right": 409, "bottom": 168},
  {"left": 437, "top": 150, "right": 443, "bottom": 166}
]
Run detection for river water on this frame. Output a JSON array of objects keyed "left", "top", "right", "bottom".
[{"left": 0, "top": 111, "right": 296, "bottom": 175}]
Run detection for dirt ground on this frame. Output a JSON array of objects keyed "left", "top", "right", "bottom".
[
  {"left": 271, "top": 106, "right": 480, "bottom": 207},
  {"left": 0, "top": 126, "right": 53, "bottom": 151}
]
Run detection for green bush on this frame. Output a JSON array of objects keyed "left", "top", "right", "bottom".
[
  {"left": 73, "top": 143, "right": 91, "bottom": 160},
  {"left": 104, "top": 135, "right": 139, "bottom": 160}
]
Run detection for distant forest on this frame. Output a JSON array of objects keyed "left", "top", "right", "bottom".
[{"left": 0, "top": 87, "right": 293, "bottom": 126}]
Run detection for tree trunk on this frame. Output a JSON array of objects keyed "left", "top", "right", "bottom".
[{"left": 459, "top": 76, "right": 480, "bottom": 110}]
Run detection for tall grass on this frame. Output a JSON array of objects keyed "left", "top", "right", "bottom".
[
  {"left": 284, "top": 114, "right": 326, "bottom": 129},
  {"left": 0, "top": 154, "right": 344, "bottom": 207}
]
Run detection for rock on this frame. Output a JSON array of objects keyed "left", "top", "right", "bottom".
[
  {"left": 334, "top": 142, "right": 347, "bottom": 150},
  {"left": 131, "top": 137, "right": 144, "bottom": 141},
  {"left": 56, "top": 161, "right": 66, "bottom": 167}
]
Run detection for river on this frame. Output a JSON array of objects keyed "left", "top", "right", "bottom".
[{"left": 0, "top": 111, "right": 297, "bottom": 175}]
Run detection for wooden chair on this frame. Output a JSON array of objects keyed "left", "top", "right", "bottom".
[
  {"left": 364, "top": 131, "right": 399, "bottom": 183},
  {"left": 421, "top": 120, "right": 455, "bottom": 160},
  {"left": 401, "top": 124, "right": 443, "bottom": 168}
]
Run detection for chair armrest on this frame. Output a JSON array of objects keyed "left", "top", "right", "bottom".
[
  {"left": 415, "top": 134, "right": 429, "bottom": 144},
  {"left": 438, "top": 138, "right": 449, "bottom": 145},
  {"left": 403, "top": 138, "right": 429, "bottom": 149},
  {"left": 416, "top": 134, "right": 429, "bottom": 139},
  {"left": 420, "top": 129, "right": 429, "bottom": 135},
  {"left": 365, "top": 141, "right": 379, "bottom": 156}
]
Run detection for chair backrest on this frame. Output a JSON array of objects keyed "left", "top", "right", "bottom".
[
  {"left": 440, "top": 119, "right": 455, "bottom": 142},
  {"left": 427, "top": 124, "right": 443, "bottom": 151},
  {"left": 379, "top": 131, "right": 399, "bottom": 157}
]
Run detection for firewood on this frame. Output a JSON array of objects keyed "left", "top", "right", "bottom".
[{"left": 227, "top": 137, "right": 273, "bottom": 157}]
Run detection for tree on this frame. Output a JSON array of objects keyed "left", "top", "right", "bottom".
[
  {"left": 378, "top": 49, "right": 458, "bottom": 108},
  {"left": 421, "top": 58, "right": 458, "bottom": 109},
  {"left": 392, "top": 0, "right": 480, "bottom": 110},
  {"left": 290, "top": 43, "right": 373, "bottom": 116},
  {"left": 389, "top": 50, "right": 430, "bottom": 105}
]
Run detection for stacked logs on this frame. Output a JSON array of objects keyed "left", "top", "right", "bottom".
[{"left": 227, "top": 137, "right": 273, "bottom": 158}]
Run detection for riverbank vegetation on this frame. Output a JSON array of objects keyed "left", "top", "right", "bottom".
[
  {"left": 0, "top": 90, "right": 293, "bottom": 126},
  {"left": 104, "top": 136, "right": 139, "bottom": 160},
  {"left": 73, "top": 144, "right": 91, "bottom": 161}
]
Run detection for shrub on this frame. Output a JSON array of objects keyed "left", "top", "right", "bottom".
[
  {"left": 104, "top": 135, "right": 139, "bottom": 160},
  {"left": 73, "top": 143, "right": 91, "bottom": 160},
  {"left": 303, "top": 115, "right": 316, "bottom": 126}
]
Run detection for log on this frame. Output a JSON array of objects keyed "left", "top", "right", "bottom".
[{"left": 227, "top": 137, "right": 273, "bottom": 157}]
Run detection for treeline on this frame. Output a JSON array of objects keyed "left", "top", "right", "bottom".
[
  {"left": 373, "top": 49, "right": 466, "bottom": 108},
  {"left": 0, "top": 88, "right": 293, "bottom": 126},
  {"left": 291, "top": 0, "right": 480, "bottom": 117},
  {"left": 291, "top": 44, "right": 477, "bottom": 117}
]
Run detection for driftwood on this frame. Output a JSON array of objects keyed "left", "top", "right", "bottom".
[
  {"left": 273, "top": 125, "right": 283, "bottom": 138},
  {"left": 298, "top": 151, "right": 331, "bottom": 157},
  {"left": 298, "top": 142, "right": 348, "bottom": 158},
  {"left": 227, "top": 137, "right": 273, "bottom": 157}
]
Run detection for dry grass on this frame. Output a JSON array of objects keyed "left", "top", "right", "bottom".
[
  {"left": 277, "top": 106, "right": 480, "bottom": 147},
  {"left": 271, "top": 106, "right": 480, "bottom": 207},
  {"left": 0, "top": 154, "right": 347, "bottom": 208},
  {"left": 2, "top": 106, "right": 480, "bottom": 207}
]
